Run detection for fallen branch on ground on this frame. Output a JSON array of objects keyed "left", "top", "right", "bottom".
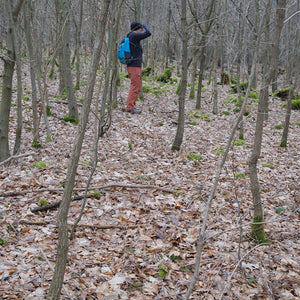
[
  {"left": 20, "top": 219, "right": 137, "bottom": 229},
  {"left": 31, "top": 195, "right": 87, "bottom": 212},
  {"left": 1, "top": 183, "right": 176, "bottom": 198},
  {"left": 0, "top": 152, "right": 36, "bottom": 166}
]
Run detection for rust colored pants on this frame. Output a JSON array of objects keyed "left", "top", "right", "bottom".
[{"left": 126, "top": 66, "right": 142, "bottom": 110}]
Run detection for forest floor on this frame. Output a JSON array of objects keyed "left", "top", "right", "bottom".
[{"left": 0, "top": 67, "right": 300, "bottom": 300}]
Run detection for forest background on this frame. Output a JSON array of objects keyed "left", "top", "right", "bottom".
[{"left": 0, "top": 0, "right": 299, "bottom": 299}]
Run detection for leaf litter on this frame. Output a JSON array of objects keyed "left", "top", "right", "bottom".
[{"left": 0, "top": 70, "right": 299, "bottom": 299}]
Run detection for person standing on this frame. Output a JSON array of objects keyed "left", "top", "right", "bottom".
[{"left": 124, "top": 21, "right": 151, "bottom": 114}]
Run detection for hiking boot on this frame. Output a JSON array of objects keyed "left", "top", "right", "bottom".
[{"left": 129, "top": 108, "right": 141, "bottom": 114}]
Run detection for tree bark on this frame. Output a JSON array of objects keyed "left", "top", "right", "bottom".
[
  {"left": 236, "top": 1, "right": 248, "bottom": 140},
  {"left": 184, "top": 8, "right": 265, "bottom": 298},
  {"left": 189, "top": 0, "right": 216, "bottom": 110},
  {"left": 0, "top": 0, "right": 24, "bottom": 162},
  {"left": 248, "top": 0, "right": 287, "bottom": 243},
  {"left": 24, "top": 0, "right": 41, "bottom": 148},
  {"left": 189, "top": 22, "right": 198, "bottom": 100},
  {"left": 164, "top": 2, "right": 171, "bottom": 69},
  {"left": 74, "top": 0, "right": 83, "bottom": 90},
  {"left": 13, "top": 14, "right": 23, "bottom": 154},
  {"left": 212, "top": 2, "right": 221, "bottom": 115},
  {"left": 55, "top": 0, "right": 78, "bottom": 119},
  {"left": 47, "top": 1, "right": 111, "bottom": 299},
  {"left": 280, "top": 18, "right": 299, "bottom": 147},
  {"left": 171, "top": 0, "right": 188, "bottom": 151}
]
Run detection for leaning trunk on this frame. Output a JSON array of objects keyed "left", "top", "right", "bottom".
[
  {"left": 47, "top": 1, "right": 111, "bottom": 299},
  {"left": 248, "top": 0, "right": 286, "bottom": 243}
]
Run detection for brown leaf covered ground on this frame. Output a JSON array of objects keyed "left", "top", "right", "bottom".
[{"left": 0, "top": 69, "right": 300, "bottom": 299}]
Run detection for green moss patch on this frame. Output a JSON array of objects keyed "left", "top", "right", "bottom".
[
  {"left": 251, "top": 216, "right": 267, "bottom": 244},
  {"left": 156, "top": 68, "right": 172, "bottom": 83},
  {"left": 32, "top": 161, "right": 46, "bottom": 168},
  {"left": 64, "top": 115, "right": 79, "bottom": 124}
]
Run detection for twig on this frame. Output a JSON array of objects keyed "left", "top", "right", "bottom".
[
  {"left": 184, "top": 12, "right": 266, "bottom": 299},
  {"left": 28, "top": 184, "right": 175, "bottom": 213},
  {"left": 20, "top": 219, "right": 137, "bottom": 230},
  {"left": 31, "top": 195, "right": 86, "bottom": 212},
  {"left": 20, "top": 219, "right": 52, "bottom": 226},
  {"left": 218, "top": 243, "right": 265, "bottom": 300},
  {"left": 0, "top": 152, "right": 36, "bottom": 166},
  {"left": 204, "top": 213, "right": 293, "bottom": 242},
  {"left": 1, "top": 183, "right": 176, "bottom": 197},
  {"left": 40, "top": 248, "right": 74, "bottom": 300}
]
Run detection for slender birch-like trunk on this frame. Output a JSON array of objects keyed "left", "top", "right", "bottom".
[
  {"left": 248, "top": 0, "right": 286, "bottom": 243},
  {"left": 171, "top": 0, "right": 188, "bottom": 151},
  {"left": 47, "top": 1, "right": 111, "bottom": 299}
]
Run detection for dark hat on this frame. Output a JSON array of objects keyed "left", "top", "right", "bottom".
[{"left": 131, "top": 21, "right": 143, "bottom": 31}]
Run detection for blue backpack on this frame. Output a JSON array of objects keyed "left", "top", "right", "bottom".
[{"left": 117, "top": 37, "right": 133, "bottom": 64}]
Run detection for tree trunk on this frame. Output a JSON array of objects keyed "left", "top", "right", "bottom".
[
  {"left": 171, "top": 0, "right": 188, "bottom": 151},
  {"left": 212, "top": 3, "right": 221, "bottom": 115},
  {"left": 191, "top": 0, "right": 216, "bottom": 110},
  {"left": 263, "top": 0, "right": 271, "bottom": 120},
  {"left": 74, "top": 0, "right": 83, "bottom": 90},
  {"left": 280, "top": 83, "right": 293, "bottom": 147},
  {"left": 13, "top": 16, "right": 23, "bottom": 154},
  {"left": 195, "top": 37, "right": 206, "bottom": 109},
  {"left": 149, "top": 0, "right": 157, "bottom": 75},
  {"left": 55, "top": 0, "right": 78, "bottom": 119},
  {"left": 236, "top": 1, "right": 247, "bottom": 140},
  {"left": 280, "top": 18, "right": 299, "bottom": 147},
  {"left": 24, "top": 0, "right": 41, "bottom": 148},
  {"left": 184, "top": 8, "right": 265, "bottom": 298},
  {"left": 134, "top": 0, "right": 142, "bottom": 21},
  {"left": 189, "top": 23, "right": 198, "bottom": 100},
  {"left": 47, "top": 1, "right": 111, "bottom": 299},
  {"left": 164, "top": 2, "right": 171, "bottom": 69},
  {"left": 248, "top": 0, "right": 286, "bottom": 243},
  {"left": 0, "top": 0, "right": 24, "bottom": 162},
  {"left": 111, "top": 0, "right": 122, "bottom": 106}
]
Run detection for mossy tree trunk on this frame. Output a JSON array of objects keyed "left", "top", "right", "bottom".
[
  {"left": 248, "top": 0, "right": 286, "bottom": 244},
  {"left": 171, "top": 0, "right": 188, "bottom": 151},
  {"left": 47, "top": 1, "right": 111, "bottom": 299}
]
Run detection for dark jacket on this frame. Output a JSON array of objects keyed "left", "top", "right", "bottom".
[{"left": 127, "top": 24, "right": 152, "bottom": 68}]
